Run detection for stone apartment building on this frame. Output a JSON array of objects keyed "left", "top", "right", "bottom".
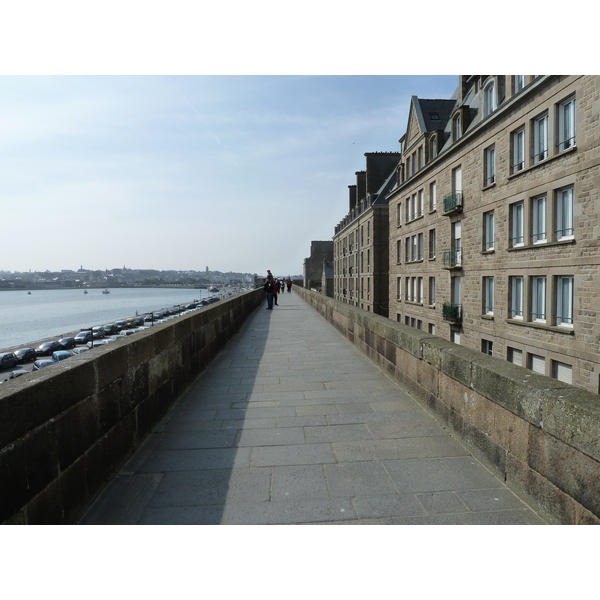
[
  {"left": 333, "top": 152, "right": 401, "bottom": 317},
  {"left": 303, "top": 240, "right": 334, "bottom": 290},
  {"left": 387, "top": 75, "right": 600, "bottom": 393}
]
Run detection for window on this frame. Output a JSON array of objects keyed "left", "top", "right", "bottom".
[
  {"left": 429, "top": 136, "right": 437, "bottom": 160},
  {"left": 429, "top": 228, "right": 436, "bottom": 259},
  {"left": 483, "top": 276, "right": 494, "bottom": 315},
  {"left": 396, "top": 277, "right": 402, "bottom": 300},
  {"left": 510, "top": 276, "right": 524, "bottom": 319},
  {"left": 556, "top": 276, "right": 574, "bottom": 327},
  {"left": 397, "top": 202, "right": 402, "bottom": 227},
  {"left": 556, "top": 187, "right": 574, "bottom": 240},
  {"left": 452, "top": 276, "right": 461, "bottom": 305},
  {"left": 428, "top": 323, "right": 435, "bottom": 335},
  {"left": 553, "top": 360, "right": 573, "bottom": 384},
  {"left": 484, "top": 211, "right": 495, "bottom": 251},
  {"left": 396, "top": 240, "right": 402, "bottom": 264},
  {"left": 531, "top": 276, "right": 546, "bottom": 322},
  {"left": 482, "top": 339, "right": 493, "bottom": 356},
  {"left": 418, "top": 277, "right": 424, "bottom": 303},
  {"left": 484, "top": 146, "right": 496, "bottom": 186},
  {"left": 418, "top": 146, "right": 423, "bottom": 170},
  {"left": 533, "top": 114, "right": 549, "bottom": 163},
  {"left": 529, "top": 354, "right": 545, "bottom": 375},
  {"left": 483, "top": 80, "right": 496, "bottom": 117},
  {"left": 558, "top": 97, "right": 576, "bottom": 152},
  {"left": 429, "top": 181, "right": 437, "bottom": 212},
  {"left": 511, "top": 202, "right": 524, "bottom": 247},
  {"left": 453, "top": 114, "right": 461, "bottom": 140},
  {"left": 452, "top": 166, "right": 462, "bottom": 194},
  {"left": 429, "top": 277, "right": 436, "bottom": 306},
  {"left": 452, "top": 221, "right": 462, "bottom": 266},
  {"left": 407, "top": 194, "right": 416, "bottom": 221},
  {"left": 512, "top": 128, "right": 525, "bottom": 173},
  {"left": 508, "top": 347, "right": 523, "bottom": 367},
  {"left": 417, "top": 190, "right": 424, "bottom": 217},
  {"left": 532, "top": 195, "right": 547, "bottom": 243},
  {"left": 417, "top": 233, "right": 423, "bottom": 261},
  {"left": 514, "top": 75, "right": 526, "bottom": 93}
]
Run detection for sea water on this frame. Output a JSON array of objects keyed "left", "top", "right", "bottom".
[{"left": 0, "top": 287, "right": 212, "bottom": 350}]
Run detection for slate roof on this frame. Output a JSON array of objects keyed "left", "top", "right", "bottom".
[{"left": 416, "top": 98, "right": 456, "bottom": 133}]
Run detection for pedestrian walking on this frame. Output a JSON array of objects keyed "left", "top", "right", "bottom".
[
  {"left": 273, "top": 278, "right": 279, "bottom": 305},
  {"left": 286, "top": 277, "right": 292, "bottom": 292}
]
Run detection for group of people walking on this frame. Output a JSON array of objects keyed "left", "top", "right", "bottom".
[{"left": 264, "top": 271, "right": 292, "bottom": 309}]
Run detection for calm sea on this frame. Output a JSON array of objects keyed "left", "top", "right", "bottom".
[{"left": 0, "top": 287, "right": 213, "bottom": 350}]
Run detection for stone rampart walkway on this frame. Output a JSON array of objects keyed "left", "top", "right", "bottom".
[{"left": 82, "top": 290, "right": 546, "bottom": 524}]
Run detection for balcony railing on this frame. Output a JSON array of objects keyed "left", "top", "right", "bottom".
[
  {"left": 443, "top": 191, "right": 463, "bottom": 215},
  {"left": 442, "top": 247, "right": 462, "bottom": 269},
  {"left": 442, "top": 302, "right": 462, "bottom": 324}
]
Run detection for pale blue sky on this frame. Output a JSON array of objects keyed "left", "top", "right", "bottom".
[{"left": 0, "top": 75, "right": 458, "bottom": 275}]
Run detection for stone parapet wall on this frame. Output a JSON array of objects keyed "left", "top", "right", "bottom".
[
  {"left": 0, "top": 289, "right": 264, "bottom": 524},
  {"left": 295, "top": 286, "right": 600, "bottom": 524}
]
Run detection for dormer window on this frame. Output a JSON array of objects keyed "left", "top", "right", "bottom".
[
  {"left": 453, "top": 114, "right": 461, "bottom": 141},
  {"left": 429, "top": 136, "right": 437, "bottom": 159},
  {"left": 483, "top": 79, "right": 497, "bottom": 117}
]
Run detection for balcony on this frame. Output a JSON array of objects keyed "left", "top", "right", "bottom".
[
  {"left": 442, "top": 302, "right": 462, "bottom": 324},
  {"left": 442, "top": 247, "right": 462, "bottom": 269},
  {"left": 443, "top": 191, "right": 463, "bottom": 215}
]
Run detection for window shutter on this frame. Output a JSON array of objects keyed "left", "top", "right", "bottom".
[{"left": 555, "top": 362, "right": 573, "bottom": 385}]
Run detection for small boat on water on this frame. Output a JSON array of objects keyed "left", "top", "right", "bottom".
[
  {"left": 27, "top": 291, "right": 31, "bottom": 295},
  {"left": 102, "top": 288, "right": 110, "bottom": 294},
  {"left": 208, "top": 286, "right": 219, "bottom": 293},
  {"left": 84, "top": 290, "right": 88, "bottom": 294}
]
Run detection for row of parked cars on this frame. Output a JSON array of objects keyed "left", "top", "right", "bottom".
[{"left": 1, "top": 298, "right": 220, "bottom": 381}]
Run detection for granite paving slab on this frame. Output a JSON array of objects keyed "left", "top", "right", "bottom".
[{"left": 80, "top": 291, "right": 546, "bottom": 525}]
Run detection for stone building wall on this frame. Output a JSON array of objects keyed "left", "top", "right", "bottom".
[{"left": 388, "top": 75, "right": 600, "bottom": 393}]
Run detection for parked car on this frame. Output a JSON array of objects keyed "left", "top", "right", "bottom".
[
  {"left": 0, "top": 352, "right": 19, "bottom": 370},
  {"left": 58, "top": 337, "right": 77, "bottom": 350},
  {"left": 14, "top": 347, "right": 37, "bottom": 363},
  {"left": 35, "top": 341, "right": 62, "bottom": 357},
  {"left": 71, "top": 347, "right": 89, "bottom": 355},
  {"left": 92, "top": 326, "right": 105, "bottom": 339},
  {"left": 32, "top": 359, "right": 55, "bottom": 370},
  {"left": 102, "top": 324, "right": 120, "bottom": 336},
  {"left": 114, "top": 320, "right": 126, "bottom": 330},
  {"left": 106, "top": 335, "right": 126, "bottom": 343},
  {"left": 87, "top": 340, "right": 108, "bottom": 348},
  {"left": 74, "top": 330, "right": 93, "bottom": 344},
  {"left": 133, "top": 316, "right": 145, "bottom": 326},
  {"left": 8, "top": 369, "right": 28, "bottom": 379},
  {"left": 52, "top": 350, "right": 72, "bottom": 362}
]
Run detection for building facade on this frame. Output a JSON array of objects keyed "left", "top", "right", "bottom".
[
  {"left": 303, "top": 240, "right": 334, "bottom": 291},
  {"left": 387, "top": 75, "right": 600, "bottom": 393},
  {"left": 333, "top": 152, "right": 401, "bottom": 317}
]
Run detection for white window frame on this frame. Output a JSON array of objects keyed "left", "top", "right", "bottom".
[
  {"left": 512, "top": 128, "right": 525, "bottom": 173},
  {"left": 511, "top": 202, "right": 524, "bottom": 247},
  {"left": 510, "top": 276, "right": 524, "bottom": 319},
  {"left": 483, "top": 80, "right": 496, "bottom": 117},
  {"left": 396, "top": 276, "right": 402, "bottom": 300},
  {"left": 482, "top": 339, "right": 493, "bottom": 356},
  {"left": 429, "top": 181, "right": 437, "bottom": 212},
  {"left": 484, "top": 210, "right": 495, "bottom": 251},
  {"left": 558, "top": 97, "right": 576, "bottom": 152},
  {"left": 483, "top": 276, "right": 494, "bottom": 315},
  {"left": 553, "top": 360, "right": 573, "bottom": 384},
  {"left": 532, "top": 195, "right": 547, "bottom": 244},
  {"left": 514, "top": 75, "right": 526, "bottom": 93},
  {"left": 556, "top": 187, "right": 574, "bottom": 240},
  {"left": 484, "top": 145, "right": 496, "bottom": 186},
  {"left": 531, "top": 276, "right": 546, "bottom": 322},
  {"left": 429, "top": 276, "right": 436, "bottom": 306},
  {"left": 429, "top": 228, "right": 436, "bottom": 259},
  {"left": 533, "top": 113, "right": 549, "bottom": 163},
  {"left": 556, "top": 275, "right": 574, "bottom": 328}
]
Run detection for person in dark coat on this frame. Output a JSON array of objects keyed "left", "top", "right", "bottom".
[{"left": 264, "top": 273, "right": 275, "bottom": 309}]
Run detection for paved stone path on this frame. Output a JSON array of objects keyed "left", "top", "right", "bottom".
[{"left": 82, "top": 290, "right": 546, "bottom": 524}]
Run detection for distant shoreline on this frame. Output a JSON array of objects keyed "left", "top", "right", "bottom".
[{"left": 0, "top": 284, "right": 209, "bottom": 292}]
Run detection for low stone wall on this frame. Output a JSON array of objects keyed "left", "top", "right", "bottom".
[
  {"left": 0, "top": 289, "right": 264, "bottom": 524},
  {"left": 295, "top": 286, "right": 600, "bottom": 525}
]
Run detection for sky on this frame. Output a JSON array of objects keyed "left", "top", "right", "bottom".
[{"left": 0, "top": 74, "right": 458, "bottom": 276}]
